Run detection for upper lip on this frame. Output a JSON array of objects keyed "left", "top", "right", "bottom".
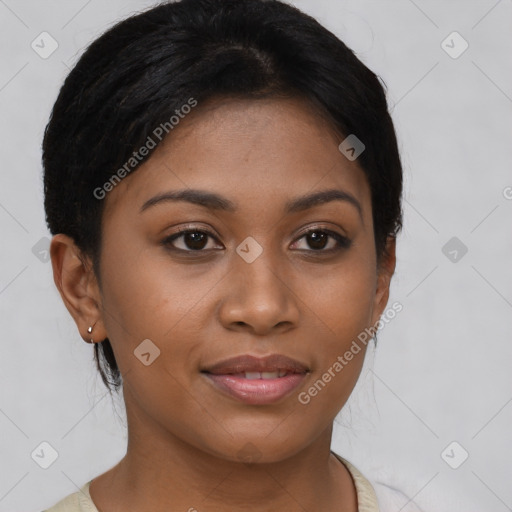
[{"left": 202, "top": 354, "right": 309, "bottom": 375}]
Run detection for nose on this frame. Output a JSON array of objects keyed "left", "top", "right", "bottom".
[{"left": 217, "top": 250, "right": 300, "bottom": 336}]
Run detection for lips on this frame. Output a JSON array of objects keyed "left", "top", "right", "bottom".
[
  {"left": 201, "top": 354, "right": 309, "bottom": 405},
  {"left": 201, "top": 353, "right": 309, "bottom": 376}
]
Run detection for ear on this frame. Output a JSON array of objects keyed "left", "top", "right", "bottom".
[
  {"left": 370, "top": 236, "right": 397, "bottom": 328},
  {"left": 49, "top": 234, "right": 108, "bottom": 344}
]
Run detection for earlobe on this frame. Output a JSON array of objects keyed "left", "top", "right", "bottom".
[{"left": 49, "top": 234, "right": 107, "bottom": 344}]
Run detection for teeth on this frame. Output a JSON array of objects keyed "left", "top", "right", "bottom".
[
  {"left": 241, "top": 371, "right": 288, "bottom": 379},
  {"left": 261, "top": 371, "right": 279, "bottom": 379}
]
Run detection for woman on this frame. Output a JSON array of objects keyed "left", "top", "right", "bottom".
[{"left": 42, "top": 0, "right": 419, "bottom": 510}]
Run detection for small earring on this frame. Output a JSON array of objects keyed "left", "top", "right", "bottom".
[{"left": 87, "top": 325, "right": 94, "bottom": 343}]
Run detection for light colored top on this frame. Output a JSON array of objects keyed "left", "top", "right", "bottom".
[{"left": 42, "top": 452, "right": 422, "bottom": 511}]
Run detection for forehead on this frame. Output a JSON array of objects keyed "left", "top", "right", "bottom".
[{"left": 103, "top": 96, "right": 371, "bottom": 220}]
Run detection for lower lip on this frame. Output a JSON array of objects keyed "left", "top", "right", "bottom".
[{"left": 203, "top": 373, "right": 307, "bottom": 405}]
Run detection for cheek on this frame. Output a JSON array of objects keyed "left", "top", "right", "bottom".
[
  {"left": 98, "top": 240, "right": 221, "bottom": 373},
  {"left": 100, "top": 236, "right": 184, "bottom": 330},
  {"left": 299, "top": 257, "right": 376, "bottom": 400},
  {"left": 308, "top": 255, "right": 376, "bottom": 341},
  {"left": 98, "top": 247, "right": 210, "bottom": 425}
]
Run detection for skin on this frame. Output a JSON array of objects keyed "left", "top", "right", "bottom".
[{"left": 50, "top": 96, "right": 396, "bottom": 512}]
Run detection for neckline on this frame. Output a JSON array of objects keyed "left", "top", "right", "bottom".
[
  {"left": 331, "top": 452, "right": 380, "bottom": 512},
  {"left": 80, "top": 452, "right": 378, "bottom": 512}
]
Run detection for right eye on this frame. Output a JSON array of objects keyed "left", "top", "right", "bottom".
[{"left": 161, "top": 228, "right": 223, "bottom": 252}]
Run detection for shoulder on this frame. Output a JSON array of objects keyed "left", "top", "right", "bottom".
[
  {"left": 372, "top": 481, "right": 424, "bottom": 512},
  {"left": 332, "top": 452, "right": 425, "bottom": 512},
  {"left": 42, "top": 480, "right": 97, "bottom": 512}
]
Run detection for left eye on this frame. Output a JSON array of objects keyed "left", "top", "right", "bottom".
[
  {"left": 292, "top": 229, "right": 351, "bottom": 252},
  {"left": 162, "top": 228, "right": 351, "bottom": 253}
]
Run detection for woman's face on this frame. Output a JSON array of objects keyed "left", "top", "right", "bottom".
[{"left": 87, "top": 96, "right": 395, "bottom": 462}]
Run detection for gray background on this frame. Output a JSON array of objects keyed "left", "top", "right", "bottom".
[{"left": 0, "top": 0, "right": 511, "bottom": 510}]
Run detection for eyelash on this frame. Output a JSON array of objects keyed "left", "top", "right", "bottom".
[{"left": 161, "top": 226, "right": 351, "bottom": 255}]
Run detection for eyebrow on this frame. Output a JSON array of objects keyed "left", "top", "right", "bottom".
[{"left": 140, "top": 188, "right": 363, "bottom": 219}]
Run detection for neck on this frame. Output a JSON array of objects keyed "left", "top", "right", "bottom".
[{"left": 89, "top": 393, "right": 358, "bottom": 512}]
